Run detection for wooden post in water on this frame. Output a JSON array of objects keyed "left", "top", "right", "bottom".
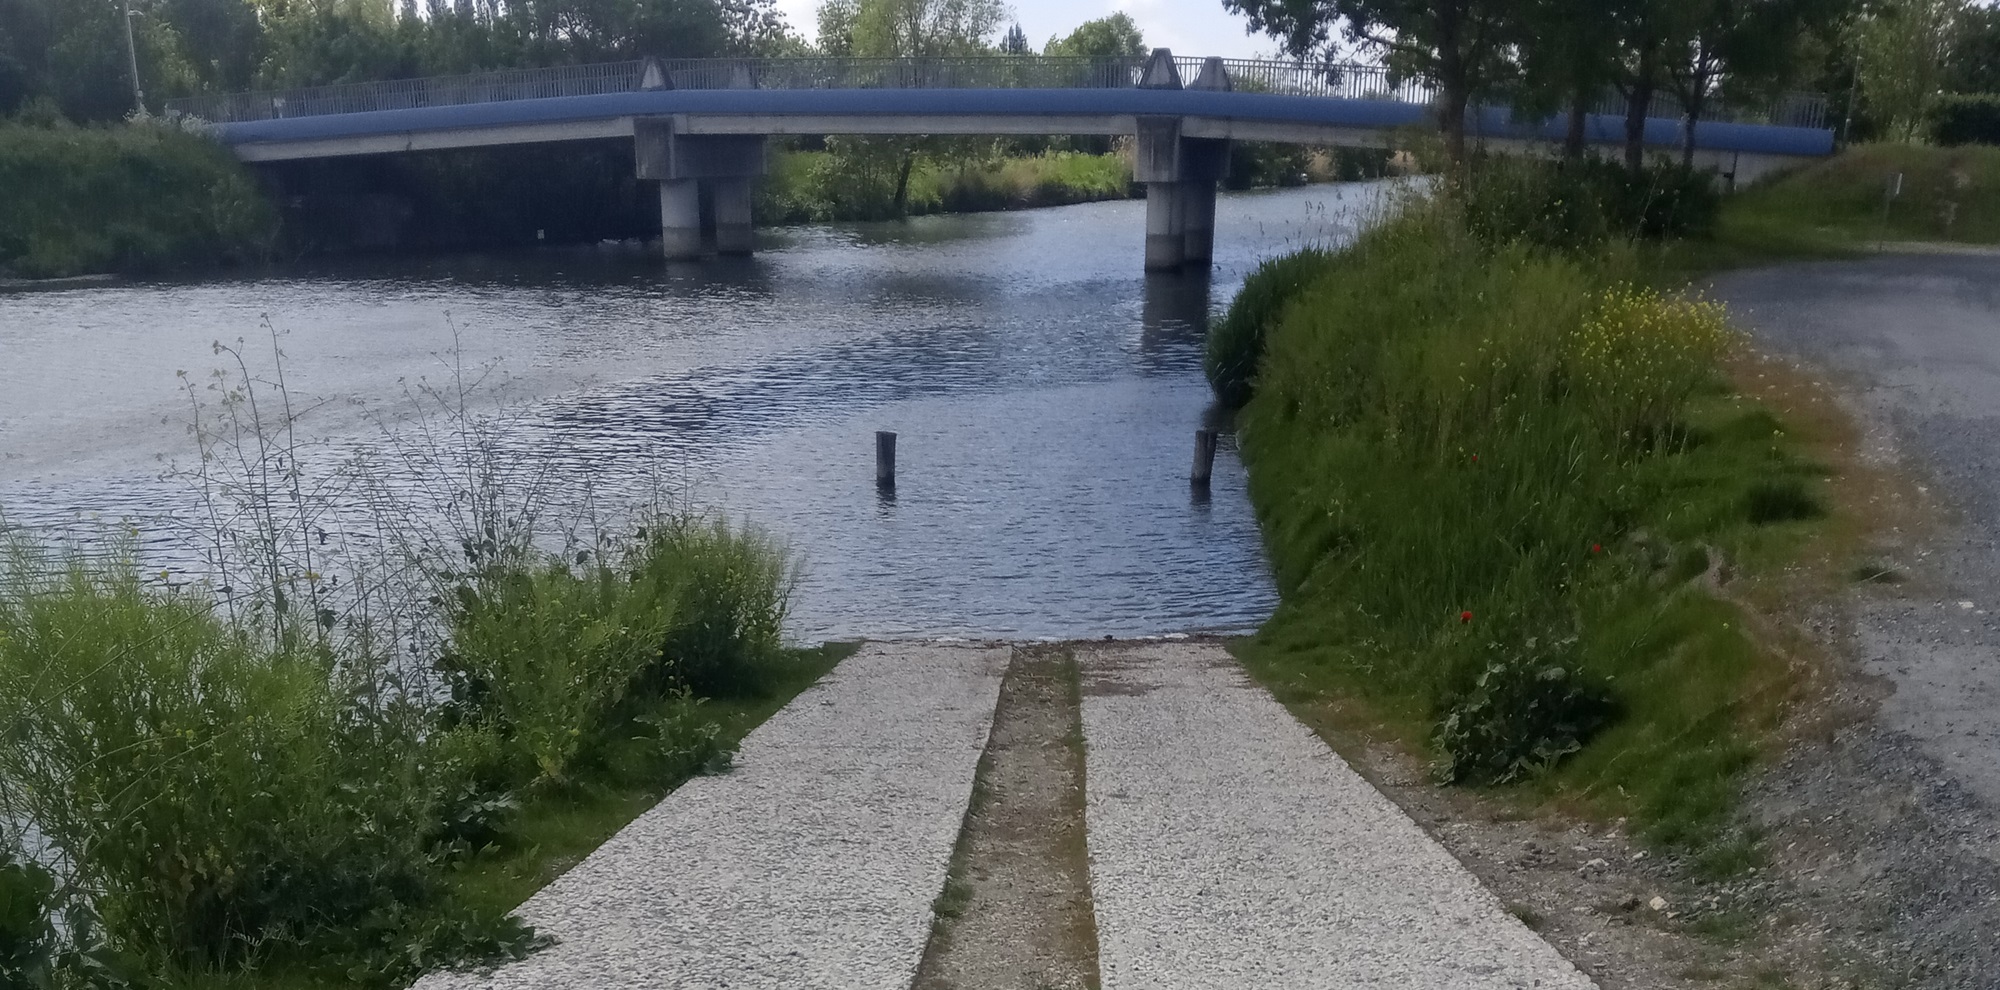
[
  {"left": 1191, "top": 429, "right": 1218, "bottom": 487},
  {"left": 876, "top": 431, "right": 897, "bottom": 489}
]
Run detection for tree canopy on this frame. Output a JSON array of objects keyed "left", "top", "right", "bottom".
[
  {"left": 1043, "top": 12, "right": 1146, "bottom": 61},
  {"left": 1224, "top": 0, "right": 1853, "bottom": 166},
  {"left": 0, "top": 0, "right": 801, "bottom": 119}
]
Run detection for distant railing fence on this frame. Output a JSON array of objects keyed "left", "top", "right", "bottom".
[{"left": 164, "top": 55, "right": 1828, "bottom": 133}]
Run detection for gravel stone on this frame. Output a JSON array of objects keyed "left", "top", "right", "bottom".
[
  {"left": 1076, "top": 641, "right": 1597, "bottom": 990},
  {"left": 415, "top": 642, "right": 1009, "bottom": 990}
]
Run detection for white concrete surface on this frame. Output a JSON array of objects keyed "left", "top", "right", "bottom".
[
  {"left": 1078, "top": 641, "right": 1598, "bottom": 990},
  {"left": 414, "top": 642, "right": 1008, "bottom": 990}
]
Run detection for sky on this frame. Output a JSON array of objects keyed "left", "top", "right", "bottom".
[{"left": 770, "top": 0, "right": 1280, "bottom": 61}]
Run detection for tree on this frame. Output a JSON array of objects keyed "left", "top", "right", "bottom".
[
  {"left": 1223, "top": 0, "right": 1519, "bottom": 163},
  {"left": 1043, "top": 12, "right": 1145, "bottom": 60},
  {"left": 850, "top": 0, "right": 1008, "bottom": 57},
  {"left": 1947, "top": 1, "right": 2000, "bottom": 92},
  {"left": 813, "top": 0, "right": 1010, "bottom": 213},
  {"left": 1854, "top": 0, "right": 1965, "bottom": 140},
  {"left": 1510, "top": 0, "right": 1621, "bottom": 158},
  {"left": 1663, "top": 0, "right": 1834, "bottom": 166},
  {"left": 999, "top": 21, "right": 1028, "bottom": 54}
]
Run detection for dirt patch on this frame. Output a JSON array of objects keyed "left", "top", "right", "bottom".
[{"left": 914, "top": 645, "right": 1101, "bottom": 990}]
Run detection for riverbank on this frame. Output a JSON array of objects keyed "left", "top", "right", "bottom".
[
  {"left": 0, "top": 120, "right": 275, "bottom": 280},
  {"left": 1211, "top": 157, "right": 2000, "bottom": 985},
  {"left": 1714, "top": 143, "right": 2000, "bottom": 259}
]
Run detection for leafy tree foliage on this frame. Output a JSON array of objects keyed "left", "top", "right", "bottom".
[
  {"left": 1225, "top": 0, "right": 1848, "bottom": 169},
  {"left": 1000, "top": 21, "right": 1029, "bottom": 55},
  {"left": 0, "top": 0, "right": 801, "bottom": 120},
  {"left": 1042, "top": 12, "right": 1146, "bottom": 60},
  {"left": 1854, "top": 0, "right": 1966, "bottom": 138}
]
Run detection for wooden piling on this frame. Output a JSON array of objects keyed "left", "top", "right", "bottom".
[
  {"left": 877, "top": 431, "right": 897, "bottom": 488},
  {"left": 1191, "top": 429, "right": 1218, "bottom": 486}
]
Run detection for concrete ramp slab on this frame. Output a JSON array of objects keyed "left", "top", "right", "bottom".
[
  {"left": 1078, "top": 641, "right": 1597, "bottom": 990},
  {"left": 416, "top": 642, "right": 1008, "bottom": 990}
]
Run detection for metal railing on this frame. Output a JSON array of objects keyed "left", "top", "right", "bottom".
[
  {"left": 165, "top": 54, "right": 1828, "bottom": 132},
  {"left": 1588, "top": 88, "right": 1826, "bottom": 130}
]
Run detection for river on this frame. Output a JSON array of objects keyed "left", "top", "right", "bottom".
[{"left": 0, "top": 182, "right": 1393, "bottom": 641}]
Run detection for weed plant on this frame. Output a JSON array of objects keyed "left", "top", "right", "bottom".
[{"left": 1234, "top": 199, "right": 1824, "bottom": 847}]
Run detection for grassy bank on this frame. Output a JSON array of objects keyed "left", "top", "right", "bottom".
[
  {"left": 1721, "top": 143, "right": 2000, "bottom": 254},
  {"left": 0, "top": 516, "right": 837, "bottom": 989},
  {"left": 759, "top": 149, "right": 1134, "bottom": 224},
  {"left": 1219, "top": 188, "right": 1833, "bottom": 861},
  {"left": 0, "top": 349, "right": 848, "bottom": 987},
  {"left": 0, "top": 120, "right": 275, "bottom": 279}
]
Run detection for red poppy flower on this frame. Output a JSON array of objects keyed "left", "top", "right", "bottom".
[
  {"left": 1591, "top": 543, "right": 1603, "bottom": 554},
  {"left": 1471, "top": 454, "right": 1479, "bottom": 463},
  {"left": 1459, "top": 610, "right": 1474, "bottom": 624}
]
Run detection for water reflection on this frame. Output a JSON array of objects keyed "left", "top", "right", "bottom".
[{"left": 0, "top": 182, "right": 1397, "bottom": 639}]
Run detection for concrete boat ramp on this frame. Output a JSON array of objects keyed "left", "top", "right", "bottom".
[{"left": 417, "top": 641, "right": 1596, "bottom": 990}]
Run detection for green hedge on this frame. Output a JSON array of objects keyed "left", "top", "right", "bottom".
[
  {"left": 0, "top": 120, "right": 275, "bottom": 279},
  {"left": 1929, "top": 93, "right": 2000, "bottom": 147}
]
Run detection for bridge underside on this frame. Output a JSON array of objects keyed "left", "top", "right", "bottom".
[{"left": 214, "top": 76, "right": 1835, "bottom": 271}]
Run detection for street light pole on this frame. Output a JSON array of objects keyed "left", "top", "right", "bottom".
[{"left": 121, "top": 0, "right": 145, "bottom": 115}]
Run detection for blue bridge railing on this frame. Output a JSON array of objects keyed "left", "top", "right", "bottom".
[{"left": 165, "top": 56, "right": 1828, "bottom": 132}]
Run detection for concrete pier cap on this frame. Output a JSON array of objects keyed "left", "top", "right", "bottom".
[{"left": 634, "top": 117, "right": 767, "bottom": 259}]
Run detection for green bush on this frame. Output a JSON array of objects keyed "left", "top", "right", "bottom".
[
  {"left": 1434, "top": 643, "right": 1619, "bottom": 785},
  {"left": 0, "top": 845, "right": 56, "bottom": 989},
  {"left": 1929, "top": 93, "right": 2000, "bottom": 146},
  {"left": 1458, "top": 156, "right": 1719, "bottom": 252},
  {"left": 439, "top": 551, "right": 678, "bottom": 790},
  {"left": 0, "top": 119, "right": 275, "bottom": 279},
  {"left": 0, "top": 547, "right": 441, "bottom": 968},
  {"left": 639, "top": 516, "right": 793, "bottom": 699},
  {"left": 1204, "top": 248, "right": 1336, "bottom": 408}
]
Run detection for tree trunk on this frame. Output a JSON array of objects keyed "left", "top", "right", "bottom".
[
  {"left": 1681, "top": 93, "right": 1705, "bottom": 168},
  {"left": 892, "top": 147, "right": 916, "bottom": 217},
  {"left": 1437, "top": 2, "right": 1470, "bottom": 166},
  {"left": 1624, "top": 66, "right": 1655, "bottom": 173},
  {"left": 1565, "top": 86, "right": 1590, "bottom": 160},
  {"left": 1443, "top": 85, "right": 1471, "bottom": 166}
]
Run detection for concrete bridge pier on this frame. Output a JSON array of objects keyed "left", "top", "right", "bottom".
[
  {"left": 657, "top": 179, "right": 703, "bottom": 260},
  {"left": 1137, "top": 117, "right": 1231, "bottom": 272},
  {"left": 636, "top": 118, "right": 766, "bottom": 260},
  {"left": 710, "top": 176, "right": 756, "bottom": 255}
]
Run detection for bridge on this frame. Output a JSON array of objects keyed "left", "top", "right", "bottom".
[{"left": 169, "top": 52, "right": 1835, "bottom": 271}]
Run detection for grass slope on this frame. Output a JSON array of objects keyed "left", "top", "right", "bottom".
[
  {"left": 1722, "top": 143, "right": 2000, "bottom": 254},
  {"left": 1229, "top": 206, "right": 1835, "bottom": 862}
]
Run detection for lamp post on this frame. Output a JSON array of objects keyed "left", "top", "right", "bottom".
[{"left": 121, "top": 0, "right": 145, "bottom": 115}]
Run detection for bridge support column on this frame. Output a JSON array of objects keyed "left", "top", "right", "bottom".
[
  {"left": 1144, "top": 182, "right": 1186, "bottom": 272},
  {"left": 636, "top": 117, "right": 766, "bottom": 261},
  {"left": 1135, "top": 114, "right": 1231, "bottom": 272},
  {"left": 658, "top": 179, "right": 702, "bottom": 261},
  {"left": 709, "top": 176, "right": 754, "bottom": 255},
  {"left": 1181, "top": 181, "right": 1217, "bottom": 266}
]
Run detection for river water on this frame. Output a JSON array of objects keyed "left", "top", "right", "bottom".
[{"left": 0, "top": 183, "right": 1392, "bottom": 641}]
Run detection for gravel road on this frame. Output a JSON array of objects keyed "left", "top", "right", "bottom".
[
  {"left": 1077, "top": 641, "right": 1597, "bottom": 990},
  {"left": 1710, "top": 255, "right": 2000, "bottom": 988},
  {"left": 1712, "top": 255, "right": 2000, "bottom": 806},
  {"left": 414, "top": 642, "right": 1008, "bottom": 990}
]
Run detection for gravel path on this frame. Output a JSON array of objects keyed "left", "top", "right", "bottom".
[
  {"left": 415, "top": 642, "right": 1008, "bottom": 990},
  {"left": 1076, "top": 641, "right": 1597, "bottom": 990},
  {"left": 1707, "top": 256, "right": 2000, "bottom": 987},
  {"left": 1711, "top": 255, "right": 2000, "bottom": 807}
]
